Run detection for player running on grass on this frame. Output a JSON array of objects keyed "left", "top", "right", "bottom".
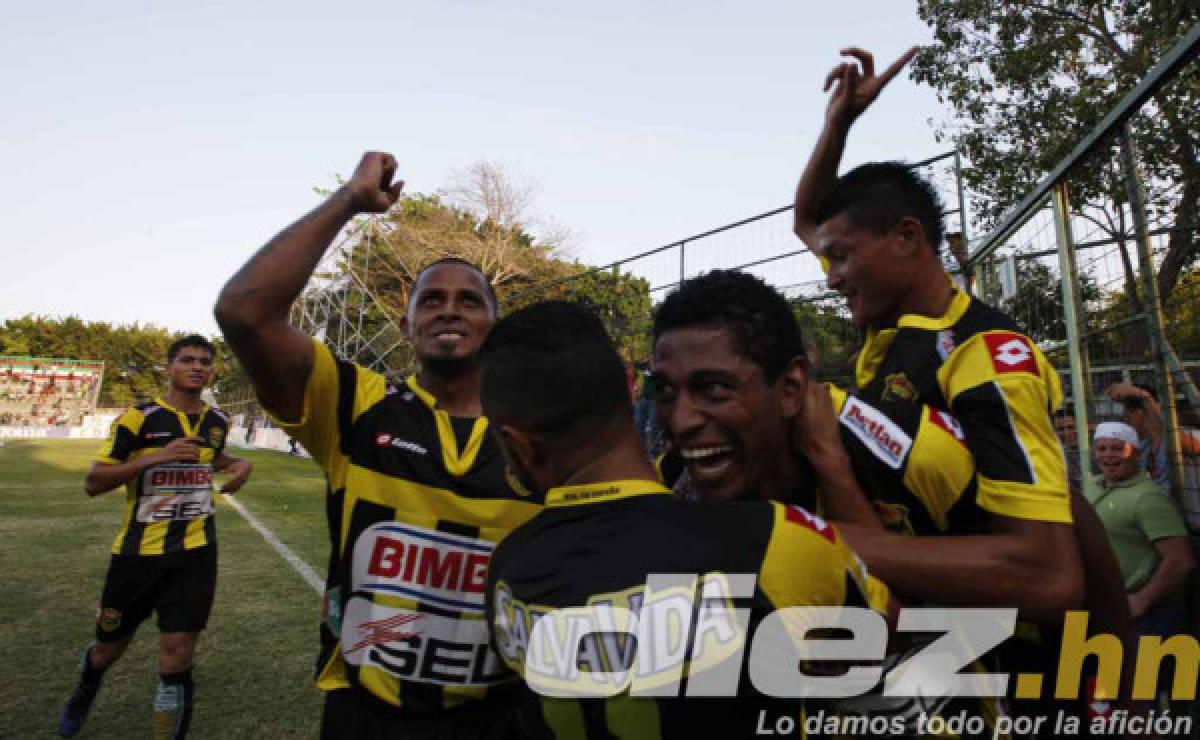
[{"left": 58, "top": 335, "right": 252, "bottom": 739}]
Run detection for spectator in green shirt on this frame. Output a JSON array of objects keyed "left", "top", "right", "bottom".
[{"left": 1085, "top": 421, "right": 1195, "bottom": 639}]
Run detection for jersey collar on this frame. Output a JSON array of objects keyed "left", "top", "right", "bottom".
[
  {"left": 545, "top": 479, "right": 669, "bottom": 508},
  {"left": 155, "top": 396, "right": 208, "bottom": 437},
  {"left": 856, "top": 284, "right": 970, "bottom": 387},
  {"left": 404, "top": 375, "right": 489, "bottom": 476},
  {"left": 894, "top": 283, "right": 971, "bottom": 331}
]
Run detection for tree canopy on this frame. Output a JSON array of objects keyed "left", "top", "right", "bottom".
[
  {"left": 912, "top": 1, "right": 1198, "bottom": 302},
  {"left": 0, "top": 316, "right": 236, "bottom": 409}
]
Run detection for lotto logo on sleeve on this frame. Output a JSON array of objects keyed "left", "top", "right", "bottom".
[
  {"left": 983, "top": 332, "right": 1039, "bottom": 376},
  {"left": 928, "top": 408, "right": 966, "bottom": 445}
]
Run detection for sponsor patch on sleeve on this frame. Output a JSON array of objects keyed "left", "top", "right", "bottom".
[
  {"left": 839, "top": 396, "right": 914, "bottom": 469},
  {"left": 983, "top": 332, "right": 1039, "bottom": 376},
  {"left": 927, "top": 407, "right": 967, "bottom": 445}
]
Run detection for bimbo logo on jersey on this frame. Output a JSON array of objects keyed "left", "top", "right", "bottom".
[
  {"left": 353, "top": 522, "right": 491, "bottom": 611},
  {"left": 149, "top": 467, "right": 212, "bottom": 488},
  {"left": 343, "top": 522, "right": 505, "bottom": 686},
  {"left": 839, "top": 397, "right": 913, "bottom": 469},
  {"left": 139, "top": 464, "right": 214, "bottom": 522}
]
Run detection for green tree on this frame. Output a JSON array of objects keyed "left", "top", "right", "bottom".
[
  {"left": 0, "top": 316, "right": 241, "bottom": 409},
  {"left": 302, "top": 161, "right": 650, "bottom": 372},
  {"left": 913, "top": 2, "right": 1199, "bottom": 305},
  {"left": 1000, "top": 259, "right": 1101, "bottom": 344},
  {"left": 791, "top": 298, "right": 860, "bottom": 385}
]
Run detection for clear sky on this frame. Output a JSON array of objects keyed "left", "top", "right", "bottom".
[{"left": 2, "top": 0, "right": 945, "bottom": 336}]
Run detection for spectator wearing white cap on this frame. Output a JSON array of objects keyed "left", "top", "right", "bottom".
[{"left": 1085, "top": 421, "right": 1194, "bottom": 640}]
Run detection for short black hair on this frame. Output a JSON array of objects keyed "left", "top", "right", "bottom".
[
  {"left": 410, "top": 257, "right": 499, "bottom": 316},
  {"left": 480, "top": 301, "right": 630, "bottom": 445},
  {"left": 815, "top": 161, "right": 945, "bottom": 254},
  {"left": 167, "top": 335, "right": 215, "bottom": 363},
  {"left": 651, "top": 270, "right": 804, "bottom": 382}
]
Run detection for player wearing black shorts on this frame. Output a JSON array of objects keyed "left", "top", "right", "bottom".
[
  {"left": 215, "top": 152, "right": 543, "bottom": 738},
  {"left": 58, "top": 335, "right": 253, "bottom": 739},
  {"left": 480, "top": 300, "right": 890, "bottom": 738}
]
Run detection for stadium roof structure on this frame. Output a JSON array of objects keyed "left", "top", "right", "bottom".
[{"left": 289, "top": 217, "right": 409, "bottom": 375}]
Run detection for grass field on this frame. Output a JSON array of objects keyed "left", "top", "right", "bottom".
[{"left": 0, "top": 439, "right": 334, "bottom": 738}]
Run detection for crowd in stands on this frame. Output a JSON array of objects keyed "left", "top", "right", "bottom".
[{"left": 0, "top": 360, "right": 100, "bottom": 427}]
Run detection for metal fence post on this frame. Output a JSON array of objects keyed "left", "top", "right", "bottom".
[
  {"left": 953, "top": 150, "right": 978, "bottom": 293},
  {"left": 679, "top": 240, "right": 686, "bottom": 287},
  {"left": 1119, "top": 125, "right": 1186, "bottom": 500},
  {"left": 1051, "top": 183, "right": 1094, "bottom": 479}
]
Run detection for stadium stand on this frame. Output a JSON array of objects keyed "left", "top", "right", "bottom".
[{"left": 0, "top": 356, "right": 104, "bottom": 430}]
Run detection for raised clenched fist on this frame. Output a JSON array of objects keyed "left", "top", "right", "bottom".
[{"left": 346, "top": 151, "right": 405, "bottom": 214}]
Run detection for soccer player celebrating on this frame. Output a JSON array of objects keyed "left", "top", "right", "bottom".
[
  {"left": 791, "top": 45, "right": 1084, "bottom": 620},
  {"left": 58, "top": 335, "right": 252, "bottom": 739},
  {"left": 788, "top": 47, "right": 1151, "bottom": 725},
  {"left": 214, "top": 152, "right": 542, "bottom": 737},
  {"left": 480, "top": 300, "right": 889, "bottom": 738}
]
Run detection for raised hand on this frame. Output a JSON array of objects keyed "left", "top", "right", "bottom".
[
  {"left": 346, "top": 151, "right": 405, "bottom": 214},
  {"left": 823, "top": 46, "right": 917, "bottom": 128}
]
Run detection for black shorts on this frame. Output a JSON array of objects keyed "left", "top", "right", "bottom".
[
  {"left": 95, "top": 545, "right": 217, "bottom": 642},
  {"left": 319, "top": 686, "right": 527, "bottom": 740}
]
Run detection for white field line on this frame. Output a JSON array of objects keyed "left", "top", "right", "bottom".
[{"left": 220, "top": 494, "right": 324, "bottom": 594}]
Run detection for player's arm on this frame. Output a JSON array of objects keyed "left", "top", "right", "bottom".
[
  {"left": 213, "top": 450, "right": 253, "bottom": 494},
  {"left": 1070, "top": 490, "right": 1137, "bottom": 700},
  {"left": 1107, "top": 382, "right": 1163, "bottom": 446},
  {"left": 836, "top": 514, "right": 1081, "bottom": 622},
  {"left": 213, "top": 152, "right": 404, "bottom": 422},
  {"left": 1129, "top": 537, "right": 1195, "bottom": 619},
  {"left": 84, "top": 437, "right": 203, "bottom": 496},
  {"left": 793, "top": 47, "right": 916, "bottom": 249},
  {"left": 927, "top": 332, "right": 1085, "bottom": 618},
  {"left": 1127, "top": 490, "right": 1195, "bottom": 619}
]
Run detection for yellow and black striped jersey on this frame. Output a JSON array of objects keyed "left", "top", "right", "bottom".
[
  {"left": 854, "top": 287, "right": 1070, "bottom": 525},
  {"left": 487, "top": 479, "right": 889, "bottom": 739},
  {"left": 97, "top": 398, "right": 229, "bottom": 556},
  {"left": 273, "top": 339, "right": 543, "bottom": 713},
  {"left": 828, "top": 385, "right": 987, "bottom": 536}
]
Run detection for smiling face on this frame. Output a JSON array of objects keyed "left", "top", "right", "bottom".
[
  {"left": 652, "top": 326, "right": 795, "bottom": 502},
  {"left": 167, "top": 346, "right": 214, "bottom": 393},
  {"left": 1094, "top": 437, "right": 1140, "bottom": 484},
  {"left": 406, "top": 263, "right": 496, "bottom": 368},
  {"left": 817, "top": 212, "right": 911, "bottom": 329}
]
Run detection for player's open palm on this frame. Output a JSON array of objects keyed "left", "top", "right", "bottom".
[{"left": 824, "top": 46, "right": 917, "bottom": 127}]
